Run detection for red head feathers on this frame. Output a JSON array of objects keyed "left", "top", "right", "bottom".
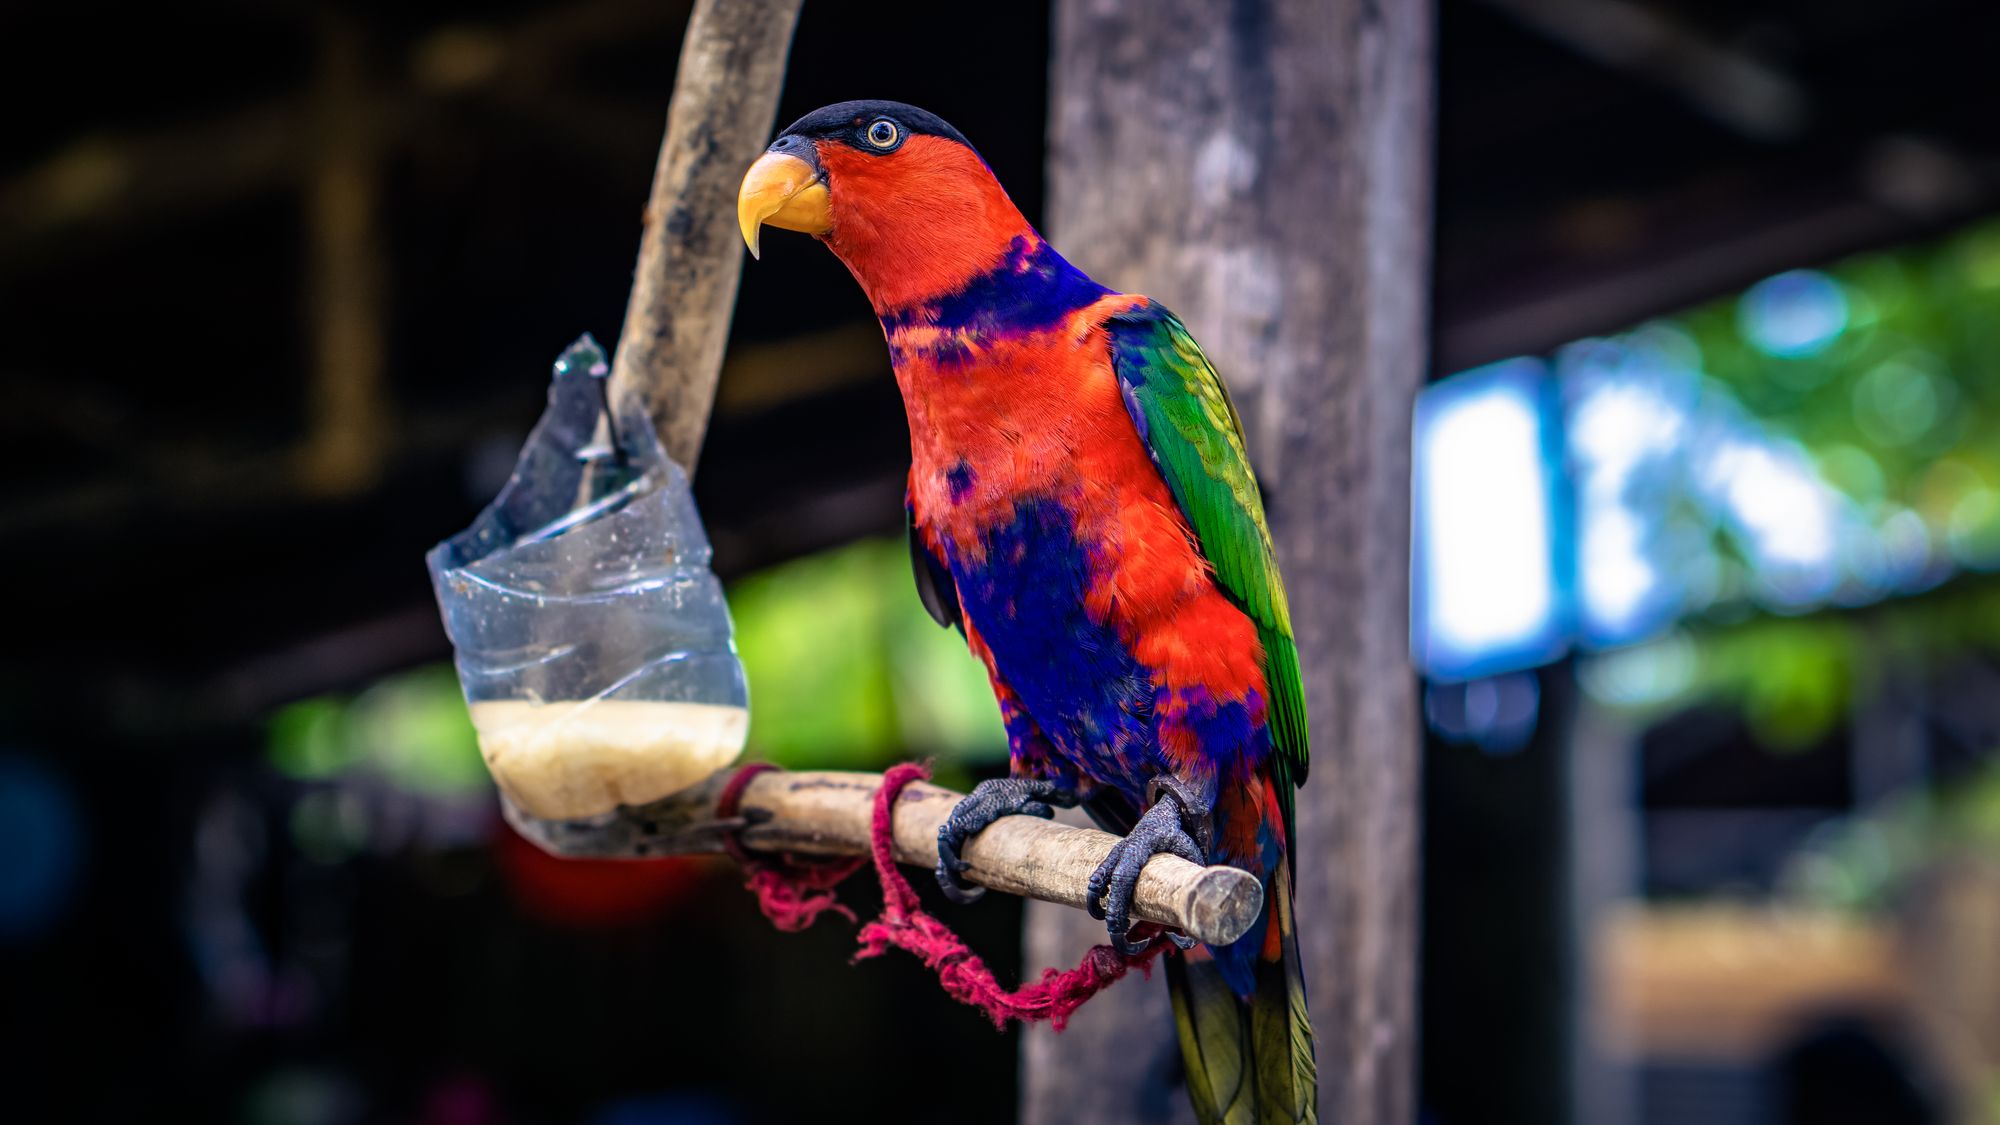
[{"left": 736, "top": 100, "right": 1037, "bottom": 314}]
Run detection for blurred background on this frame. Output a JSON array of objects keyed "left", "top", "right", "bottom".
[{"left": 5, "top": 0, "right": 2000, "bottom": 1122}]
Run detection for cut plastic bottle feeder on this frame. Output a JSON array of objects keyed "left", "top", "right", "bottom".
[{"left": 427, "top": 337, "right": 749, "bottom": 821}]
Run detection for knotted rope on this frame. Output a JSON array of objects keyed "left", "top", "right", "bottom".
[{"left": 720, "top": 761, "right": 1167, "bottom": 1030}]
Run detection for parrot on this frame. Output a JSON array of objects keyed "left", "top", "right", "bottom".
[{"left": 737, "top": 101, "right": 1315, "bottom": 1124}]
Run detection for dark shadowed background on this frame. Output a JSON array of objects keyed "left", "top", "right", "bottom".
[{"left": 5, "top": 1, "right": 2000, "bottom": 1122}]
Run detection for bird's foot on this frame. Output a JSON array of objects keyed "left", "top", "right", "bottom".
[
  {"left": 936, "top": 778, "right": 1080, "bottom": 903},
  {"left": 1088, "top": 777, "right": 1213, "bottom": 954}
]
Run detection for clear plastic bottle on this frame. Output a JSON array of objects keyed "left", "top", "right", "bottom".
[{"left": 428, "top": 337, "right": 748, "bottom": 820}]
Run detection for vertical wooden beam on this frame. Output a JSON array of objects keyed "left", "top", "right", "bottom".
[
  {"left": 1033, "top": 1, "right": 1433, "bottom": 1120},
  {"left": 608, "top": 0, "right": 804, "bottom": 473},
  {"left": 300, "top": 14, "right": 389, "bottom": 497},
  {"left": 1569, "top": 698, "right": 1641, "bottom": 1125},
  {"left": 1423, "top": 670, "right": 1573, "bottom": 1124}
]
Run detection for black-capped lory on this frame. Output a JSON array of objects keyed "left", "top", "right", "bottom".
[{"left": 738, "top": 101, "right": 1316, "bottom": 1124}]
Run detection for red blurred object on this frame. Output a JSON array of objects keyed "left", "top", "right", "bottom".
[
  {"left": 494, "top": 821, "right": 712, "bottom": 928},
  {"left": 421, "top": 1071, "right": 500, "bottom": 1125}
]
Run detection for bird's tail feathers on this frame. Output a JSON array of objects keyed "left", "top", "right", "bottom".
[{"left": 1167, "top": 863, "right": 1316, "bottom": 1124}]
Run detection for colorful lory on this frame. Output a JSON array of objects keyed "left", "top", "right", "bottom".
[{"left": 738, "top": 101, "right": 1315, "bottom": 1124}]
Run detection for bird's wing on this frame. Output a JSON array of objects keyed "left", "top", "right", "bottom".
[
  {"left": 1104, "top": 301, "right": 1309, "bottom": 834},
  {"left": 907, "top": 476, "right": 962, "bottom": 634}
]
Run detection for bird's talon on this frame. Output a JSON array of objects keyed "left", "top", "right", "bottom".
[
  {"left": 1085, "top": 783, "right": 1213, "bottom": 951},
  {"left": 1085, "top": 864, "right": 1111, "bottom": 920},
  {"left": 1112, "top": 928, "right": 1155, "bottom": 956},
  {"left": 1166, "top": 930, "right": 1198, "bottom": 951},
  {"left": 936, "top": 858, "right": 986, "bottom": 903},
  {"left": 935, "top": 777, "right": 1080, "bottom": 907}
]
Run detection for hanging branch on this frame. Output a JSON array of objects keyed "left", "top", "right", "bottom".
[{"left": 607, "top": 0, "right": 805, "bottom": 474}]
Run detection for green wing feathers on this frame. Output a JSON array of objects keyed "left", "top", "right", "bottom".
[
  {"left": 1110, "top": 302, "right": 1315, "bottom": 1123},
  {"left": 1106, "top": 304, "right": 1311, "bottom": 825}
]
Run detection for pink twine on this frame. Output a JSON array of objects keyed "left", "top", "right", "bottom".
[
  {"left": 720, "top": 761, "right": 1165, "bottom": 1029},
  {"left": 717, "top": 763, "right": 860, "bottom": 932}
]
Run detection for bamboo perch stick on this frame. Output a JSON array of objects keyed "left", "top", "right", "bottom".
[{"left": 503, "top": 769, "right": 1265, "bottom": 949}]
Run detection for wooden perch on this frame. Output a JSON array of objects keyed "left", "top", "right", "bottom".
[{"left": 503, "top": 769, "right": 1265, "bottom": 949}]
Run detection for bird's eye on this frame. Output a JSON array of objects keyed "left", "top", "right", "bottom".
[{"left": 865, "top": 119, "right": 900, "bottom": 149}]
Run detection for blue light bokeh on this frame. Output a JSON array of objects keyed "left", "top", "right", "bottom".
[
  {"left": 1740, "top": 269, "right": 1849, "bottom": 359},
  {"left": 1409, "top": 257, "right": 1985, "bottom": 680},
  {"left": 1411, "top": 359, "right": 1567, "bottom": 682},
  {"left": 0, "top": 752, "right": 83, "bottom": 944}
]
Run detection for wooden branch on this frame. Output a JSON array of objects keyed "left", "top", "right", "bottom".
[
  {"left": 503, "top": 768, "right": 1265, "bottom": 948},
  {"left": 607, "top": 0, "right": 804, "bottom": 474}
]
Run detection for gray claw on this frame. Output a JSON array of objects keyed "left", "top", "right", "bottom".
[
  {"left": 1112, "top": 927, "right": 1156, "bottom": 956},
  {"left": 936, "top": 778, "right": 1079, "bottom": 904},
  {"left": 1086, "top": 783, "right": 1211, "bottom": 951},
  {"left": 935, "top": 836, "right": 985, "bottom": 903}
]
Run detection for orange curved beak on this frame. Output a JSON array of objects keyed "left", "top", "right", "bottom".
[{"left": 737, "top": 152, "right": 831, "bottom": 259}]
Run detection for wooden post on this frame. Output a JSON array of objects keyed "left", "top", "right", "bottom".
[
  {"left": 300, "top": 13, "right": 389, "bottom": 497},
  {"left": 608, "top": 0, "right": 804, "bottom": 474},
  {"left": 1030, "top": 1, "right": 1433, "bottom": 1121}
]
